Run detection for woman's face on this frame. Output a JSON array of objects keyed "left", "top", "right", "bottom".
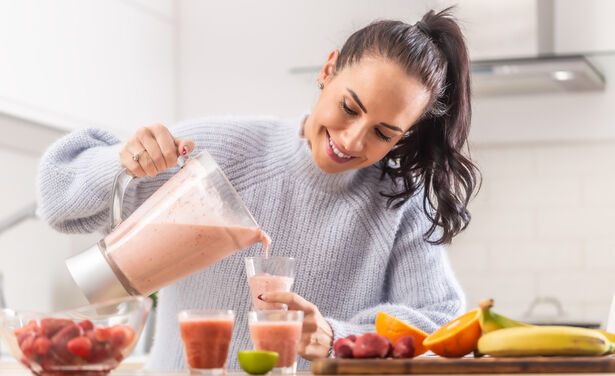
[{"left": 304, "top": 51, "right": 431, "bottom": 174}]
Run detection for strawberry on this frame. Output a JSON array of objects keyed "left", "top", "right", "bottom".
[
  {"left": 334, "top": 337, "right": 355, "bottom": 358},
  {"left": 110, "top": 329, "right": 125, "bottom": 348},
  {"left": 14, "top": 320, "right": 39, "bottom": 339},
  {"left": 19, "top": 335, "right": 36, "bottom": 358},
  {"left": 41, "top": 318, "right": 74, "bottom": 338},
  {"left": 352, "top": 333, "right": 390, "bottom": 359},
  {"left": 87, "top": 343, "right": 110, "bottom": 363},
  {"left": 16, "top": 331, "right": 35, "bottom": 347},
  {"left": 34, "top": 336, "right": 52, "bottom": 356},
  {"left": 67, "top": 336, "right": 92, "bottom": 358},
  {"left": 50, "top": 323, "right": 81, "bottom": 362},
  {"left": 393, "top": 335, "right": 415, "bottom": 358},
  {"left": 94, "top": 327, "right": 111, "bottom": 342},
  {"left": 77, "top": 320, "right": 94, "bottom": 332},
  {"left": 110, "top": 325, "right": 135, "bottom": 349},
  {"left": 85, "top": 329, "right": 97, "bottom": 343}
]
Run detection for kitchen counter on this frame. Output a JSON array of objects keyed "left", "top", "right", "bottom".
[
  {"left": 2, "top": 371, "right": 615, "bottom": 376},
  {"left": 2, "top": 356, "right": 615, "bottom": 376},
  {"left": 0, "top": 358, "right": 312, "bottom": 376},
  {"left": 0, "top": 360, "right": 309, "bottom": 376},
  {"left": 1, "top": 371, "right": 615, "bottom": 376},
  {"left": 1, "top": 361, "right": 615, "bottom": 376}
]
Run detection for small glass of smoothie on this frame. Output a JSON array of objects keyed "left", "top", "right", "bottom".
[
  {"left": 178, "top": 309, "right": 235, "bottom": 375},
  {"left": 245, "top": 256, "right": 296, "bottom": 310},
  {"left": 248, "top": 310, "right": 304, "bottom": 374}
]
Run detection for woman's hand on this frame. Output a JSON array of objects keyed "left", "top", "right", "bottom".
[
  {"left": 259, "top": 292, "right": 333, "bottom": 360},
  {"left": 119, "top": 123, "right": 195, "bottom": 177}
]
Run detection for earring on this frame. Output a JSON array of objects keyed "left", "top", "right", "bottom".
[{"left": 318, "top": 81, "right": 324, "bottom": 90}]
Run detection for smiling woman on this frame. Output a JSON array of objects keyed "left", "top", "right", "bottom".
[
  {"left": 305, "top": 11, "right": 478, "bottom": 245},
  {"left": 36, "top": 6, "right": 479, "bottom": 372}
]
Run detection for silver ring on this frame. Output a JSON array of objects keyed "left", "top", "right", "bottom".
[{"left": 132, "top": 150, "right": 145, "bottom": 161}]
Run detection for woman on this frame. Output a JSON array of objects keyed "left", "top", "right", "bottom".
[{"left": 37, "top": 8, "right": 479, "bottom": 370}]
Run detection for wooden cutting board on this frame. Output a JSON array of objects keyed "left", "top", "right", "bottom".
[{"left": 311, "top": 356, "right": 615, "bottom": 374}]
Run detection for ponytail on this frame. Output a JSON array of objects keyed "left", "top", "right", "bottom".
[{"left": 337, "top": 7, "right": 481, "bottom": 244}]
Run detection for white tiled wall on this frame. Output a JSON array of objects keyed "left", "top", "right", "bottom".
[{"left": 449, "top": 141, "right": 615, "bottom": 327}]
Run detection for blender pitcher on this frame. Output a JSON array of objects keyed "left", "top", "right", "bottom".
[{"left": 66, "top": 150, "right": 269, "bottom": 303}]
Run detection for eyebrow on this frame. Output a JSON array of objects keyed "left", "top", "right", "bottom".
[{"left": 346, "top": 88, "right": 403, "bottom": 133}]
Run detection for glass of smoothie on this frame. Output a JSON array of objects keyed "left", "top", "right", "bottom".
[
  {"left": 245, "top": 256, "right": 295, "bottom": 310},
  {"left": 178, "top": 309, "right": 235, "bottom": 375},
  {"left": 248, "top": 310, "right": 304, "bottom": 374}
]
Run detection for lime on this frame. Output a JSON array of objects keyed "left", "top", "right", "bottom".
[{"left": 237, "top": 350, "right": 279, "bottom": 375}]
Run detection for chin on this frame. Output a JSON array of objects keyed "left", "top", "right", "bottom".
[
  {"left": 321, "top": 164, "right": 344, "bottom": 174},
  {"left": 309, "top": 150, "right": 337, "bottom": 174},
  {"left": 315, "top": 155, "right": 353, "bottom": 174}
]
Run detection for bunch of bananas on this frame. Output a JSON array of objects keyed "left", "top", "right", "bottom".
[{"left": 477, "top": 299, "right": 615, "bottom": 357}]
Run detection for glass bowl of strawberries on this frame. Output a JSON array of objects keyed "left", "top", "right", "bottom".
[{"left": 0, "top": 296, "right": 152, "bottom": 376}]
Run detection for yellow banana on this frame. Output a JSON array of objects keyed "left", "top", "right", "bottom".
[
  {"left": 477, "top": 326, "right": 614, "bottom": 357},
  {"left": 478, "top": 299, "right": 532, "bottom": 334},
  {"left": 597, "top": 330, "right": 615, "bottom": 354},
  {"left": 598, "top": 330, "right": 615, "bottom": 343}
]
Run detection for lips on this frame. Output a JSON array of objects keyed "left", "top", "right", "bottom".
[{"left": 325, "top": 130, "right": 355, "bottom": 164}]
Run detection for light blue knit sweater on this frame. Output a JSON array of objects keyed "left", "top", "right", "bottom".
[{"left": 37, "top": 114, "right": 465, "bottom": 370}]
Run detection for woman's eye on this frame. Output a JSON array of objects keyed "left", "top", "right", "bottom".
[
  {"left": 339, "top": 98, "right": 391, "bottom": 142},
  {"left": 375, "top": 128, "right": 392, "bottom": 142},
  {"left": 340, "top": 99, "right": 358, "bottom": 116}
]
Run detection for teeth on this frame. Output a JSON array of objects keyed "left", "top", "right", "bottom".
[{"left": 329, "top": 136, "right": 352, "bottom": 159}]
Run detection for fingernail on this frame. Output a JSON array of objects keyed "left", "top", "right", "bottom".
[
  {"left": 182, "top": 146, "right": 187, "bottom": 155},
  {"left": 258, "top": 294, "right": 265, "bottom": 301}
]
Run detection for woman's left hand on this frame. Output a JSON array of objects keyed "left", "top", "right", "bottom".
[{"left": 259, "top": 292, "right": 333, "bottom": 360}]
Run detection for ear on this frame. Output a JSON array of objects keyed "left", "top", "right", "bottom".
[{"left": 318, "top": 49, "right": 339, "bottom": 86}]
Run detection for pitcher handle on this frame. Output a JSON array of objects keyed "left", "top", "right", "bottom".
[
  {"left": 109, "top": 168, "right": 133, "bottom": 232},
  {"left": 108, "top": 155, "right": 193, "bottom": 232}
]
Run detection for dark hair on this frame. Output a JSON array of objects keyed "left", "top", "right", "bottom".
[{"left": 335, "top": 7, "right": 481, "bottom": 245}]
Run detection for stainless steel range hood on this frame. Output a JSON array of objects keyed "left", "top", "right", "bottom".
[
  {"left": 471, "top": 54, "right": 605, "bottom": 96},
  {"left": 470, "top": 0, "right": 607, "bottom": 96}
]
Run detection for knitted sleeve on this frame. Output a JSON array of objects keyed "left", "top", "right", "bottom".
[
  {"left": 36, "top": 127, "right": 126, "bottom": 234},
  {"left": 36, "top": 117, "right": 273, "bottom": 234},
  {"left": 325, "top": 199, "right": 466, "bottom": 347}
]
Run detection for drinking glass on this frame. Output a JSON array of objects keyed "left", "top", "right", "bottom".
[
  {"left": 248, "top": 310, "right": 303, "bottom": 374},
  {"left": 245, "top": 256, "right": 295, "bottom": 310},
  {"left": 178, "top": 309, "right": 235, "bottom": 375}
]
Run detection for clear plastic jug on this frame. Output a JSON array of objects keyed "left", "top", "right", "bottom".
[{"left": 66, "top": 150, "right": 269, "bottom": 303}]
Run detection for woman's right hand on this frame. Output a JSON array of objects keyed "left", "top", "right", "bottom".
[{"left": 119, "top": 123, "right": 195, "bottom": 178}]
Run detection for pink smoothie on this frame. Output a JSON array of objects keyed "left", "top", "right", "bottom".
[
  {"left": 179, "top": 318, "right": 234, "bottom": 369},
  {"left": 104, "top": 222, "right": 270, "bottom": 295},
  {"left": 250, "top": 321, "right": 302, "bottom": 368},
  {"left": 248, "top": 273, "right": 294, "bottom": 310}
]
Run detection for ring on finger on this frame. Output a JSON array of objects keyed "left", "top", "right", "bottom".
[{"left": 132, "top": 149, "right": 146, "bottom": 161}]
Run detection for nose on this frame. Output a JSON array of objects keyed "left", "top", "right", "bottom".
[{"left": 339, "top": 124, "right": 367, "bottom": 155}]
